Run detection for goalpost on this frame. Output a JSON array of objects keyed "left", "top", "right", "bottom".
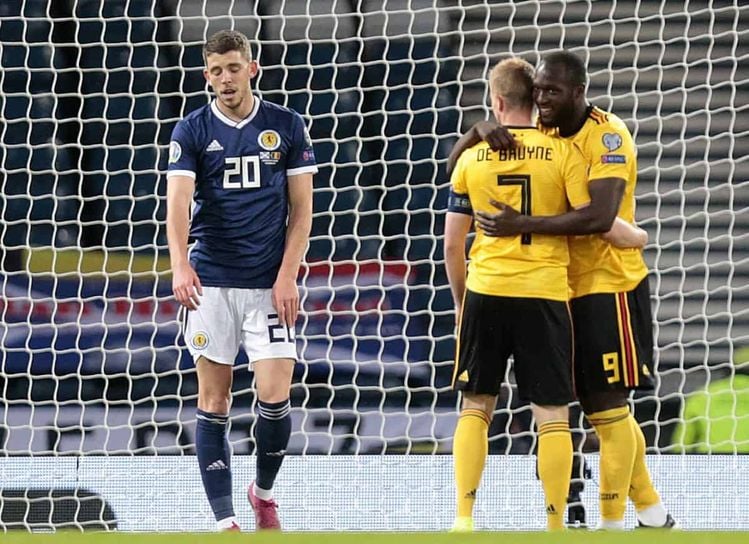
[{"left": 0, "top": 0, "right": 747, "bottom": 532}]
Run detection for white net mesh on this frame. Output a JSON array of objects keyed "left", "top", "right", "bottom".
[{"left": 0, "top": 0, "right": 747, "bottom": 531}]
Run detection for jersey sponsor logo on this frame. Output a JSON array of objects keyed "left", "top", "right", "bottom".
[
  {"left": 258, "top": 130, "right": 281, "bottom": 151},
  {"left": 190, "top": 331, "right": 209, "bottom": 350},
  {"left": 602, "top": 132, "right": 623, "bottom": 151},
  {"left": 206, "top": 139, "right": 224, "bottom": 152},
  {"left": 601, "top": 154, "right": 626, "bottom": 164},
  {"left": 168, "top": 141, "right": 182, "bottom": 163}
]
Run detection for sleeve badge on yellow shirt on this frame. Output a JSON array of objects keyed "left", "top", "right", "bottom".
[
  {"left": 601, "top": 154, "right": 626, "bottom": 163},
  {"left": 602, "top": 132, "right": 623, "bottom": 151}
]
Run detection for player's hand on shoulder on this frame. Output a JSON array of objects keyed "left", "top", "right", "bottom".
[
  {"left": 475, "top": 120, "right": 516, "bottom": 151},
  {"left": 272, "top": 276, "right": 299, "bottom": 328},
  {"left": 475, "top": 199, "right": 525, "bottom": 237},
  {"left": 172, "top": 262, "right": 203, "bottom": 311}
]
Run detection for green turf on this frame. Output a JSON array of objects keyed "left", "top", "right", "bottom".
[{"left": 1, "top": 532, "right": 746, "bottom": 544}]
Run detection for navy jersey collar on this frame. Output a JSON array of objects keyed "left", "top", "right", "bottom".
[{"left": 210, "top": 94, "right": 261, "bottom": 129}]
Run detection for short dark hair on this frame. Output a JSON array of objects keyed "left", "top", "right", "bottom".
[
  {"left": 540, "top": 50, "right": 587, "bottom": 87},
  {"left": 203, "top": 30, "right": 252, "bottom": 63}
]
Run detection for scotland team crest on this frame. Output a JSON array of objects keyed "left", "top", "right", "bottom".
[
  {"left": 258, "top": 130, "right": 281, "bottom": 151},
  {"left": 190, "top": 331, "right": 209, "bottom": 350}
]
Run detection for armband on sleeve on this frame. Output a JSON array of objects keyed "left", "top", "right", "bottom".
[{"left": 447, "top": 190, "right": 473, "bottom": 215}]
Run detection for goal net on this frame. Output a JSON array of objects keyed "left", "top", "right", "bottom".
[{"left": 0, "top": 0, "right": 747, "bottom": 532}]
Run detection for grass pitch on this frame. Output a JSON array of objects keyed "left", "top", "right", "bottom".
[{"left": 1, "top": 531, "right": 744, "bottom": 544}]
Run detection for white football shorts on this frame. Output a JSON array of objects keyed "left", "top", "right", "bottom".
[{"left": 183, "top": 287, "right": 297, "bottom": 365}]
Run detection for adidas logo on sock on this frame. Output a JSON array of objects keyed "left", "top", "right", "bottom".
[
  {"left": 206, "top": 459, "right": 228, "bottom": 471},
  {"left": 206, "top": 140, "right": 224, "bottom": 152}
]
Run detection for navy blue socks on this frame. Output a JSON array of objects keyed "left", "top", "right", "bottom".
[
  {"left": 255, "top": 399, "right": 291, "bottom": 492},
  {"left": 196, "top": 409, "right": 234, "bottom": 521}
]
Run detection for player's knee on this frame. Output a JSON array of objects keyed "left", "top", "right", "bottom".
[
  {"left": 461, "top": 393, "right": 496, "bottom": 420},
  {"left": 198, "top": 394, "right": 231, "bottom": 415},
  {"left": 257, "top": 382, "right": 290, "bottom": 404},
  {"left": 579, "top": 391, "right": 628, "bottom": 415},
  {"left": 257, "top": 390, "right": 290, "bottom": 404},
  {"left": 254, "top": 359, "right": 295, "bottom": 403},
  {"left": 531, "top": 403, "right": 569, "bottom": 425}
]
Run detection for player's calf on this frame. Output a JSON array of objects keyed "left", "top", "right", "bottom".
[{"left": 195, "top": 409, "right": 237, "bottom": 530}]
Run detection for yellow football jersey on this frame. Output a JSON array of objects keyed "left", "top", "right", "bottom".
[
  {"left": 450, "top": 127, "right": 590, "bottom": 301},
  {"left": 557, "top": 106, "right": 649, "bottom": 297}
]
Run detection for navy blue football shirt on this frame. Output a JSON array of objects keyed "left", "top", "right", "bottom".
[{"left": 167, "top": 97, "right": 317, "bottom": 288}]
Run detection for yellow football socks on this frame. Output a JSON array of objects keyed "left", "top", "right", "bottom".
[
  {"left": 453, "top": 409, "right": 490, "bottom": 522},
  {"left": 588, "top": 406, "right": 636, "bottom": 525},
  {"left": 537, "top": 420, "right": 573, "bottom": 530},
  {"left": 627, "top": 414, "right": 665, "bottom": 518}
]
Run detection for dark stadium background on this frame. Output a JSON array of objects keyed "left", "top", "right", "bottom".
[{"left": 1, "top": 0, "right": 746, "bottom": 457}]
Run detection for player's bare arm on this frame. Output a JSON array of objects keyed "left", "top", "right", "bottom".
[
  {"left": 167, "top": 175, "right": 203, "bottom": 310},
  {"left": 475, "top": 176, "right": 625, "bottom": 237},
  {"left": 273, "top": 172, "right": 313, "bottom": 328},
  {"left": 443, "top": 212, "right": 472, "bottom": 317},
  {"left": 602, "top": 218, "right": 648, "bottom": 248},
  {"left": 445, "top": 120, "right": 517, "bottom": 177}
]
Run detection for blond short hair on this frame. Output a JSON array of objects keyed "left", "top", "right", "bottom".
[{"left": 488, "top": 57, "right": 534, "bottom": 110}]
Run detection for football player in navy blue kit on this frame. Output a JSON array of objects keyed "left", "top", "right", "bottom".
[{"left": 166, "top": 30, "right": 317, "bottom": 532}]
